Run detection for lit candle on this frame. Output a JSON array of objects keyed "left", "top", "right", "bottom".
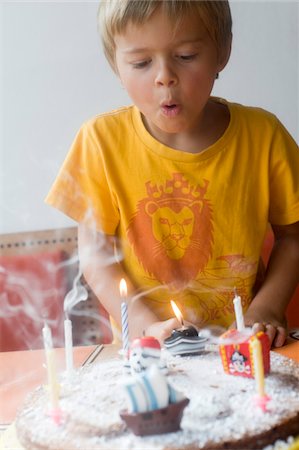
[
  {"left": 233, "top": 288, "right": 245, "bottom": 331},
  {"left": 251, "top": 336, "right": 270, "bottom": 411},
  {"left": 64, "top": 314, "right": 73, "bottom": 377},
  {"left": 120, "top": 278, "right": 129, "bottom": 355},
  {"left": 170, "top": 300, "right": 198, "bottom": 336},
  {"left": 164, "top": 301, "right": 206, "bottom": 355},
  {"left": 42, "top": 323, "right": 61, "bottom": 423},
  {"left": 171, "top": 300, "right": 184, "bottom": 327}
]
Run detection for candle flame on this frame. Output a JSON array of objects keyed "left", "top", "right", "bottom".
[
  {"left": 171, "top": 300, "right": 184, "bottom": 326},
  {"left": 119, "top": 278, "right": 127, "bottom": 298}
]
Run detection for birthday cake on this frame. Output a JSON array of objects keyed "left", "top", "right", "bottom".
[{"left": 15, "top": 348, "right": 299, "bottom": 450}]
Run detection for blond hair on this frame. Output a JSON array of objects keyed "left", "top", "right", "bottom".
[{"left": 98, "top": 0, "right": 232, "bottom": 71}]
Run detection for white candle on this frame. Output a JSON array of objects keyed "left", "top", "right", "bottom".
[
  {"left": 43, "top": 322, "right": 53, "bottom": 351},
  {"left": 64, "top": 316, "right": 73, "bottom": 376},
  {"left": 120, "top": 279, "right": 129, "bottom": 355},
  {"left": 233, "top": 290, "right": 245, "bottom": 331},
  {"left": 42, "top": 323, "right": 60, "bottom": 412}
]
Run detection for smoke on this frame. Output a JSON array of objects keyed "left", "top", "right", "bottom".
[
  {"left": 131, "top": 284, "right": 169, "bottom": 304},
  {"left": 0, "top": 192, "right": 127, "bottom": 352},
  {"left": 199, "top": 325, "right": 253, "bottom": 345},
  {"left": 63, "top": 270, "right": 88, "bottom": 317},
  {"left": 0, "top": 257, "right": 67, "bottom": 351}
]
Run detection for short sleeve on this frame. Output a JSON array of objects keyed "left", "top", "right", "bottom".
[
  {"left": 268, "top": 120, "right": 299, "bottom": 225},
  {"left": 45, "top": 122, "right": 120, "bottom": 234}
]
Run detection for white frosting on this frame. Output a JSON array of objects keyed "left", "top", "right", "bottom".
[{"left": 16, "top": 350, "right": 299, "bottom": 450}]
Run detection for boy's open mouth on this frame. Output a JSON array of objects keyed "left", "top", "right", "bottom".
[{"left": 161, "top": 103, "right": 181, "bottom": 116}]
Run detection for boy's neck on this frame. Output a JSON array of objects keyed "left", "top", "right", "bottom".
[{"left": 142, "top": 99, "right": 230, "bottom": 154}]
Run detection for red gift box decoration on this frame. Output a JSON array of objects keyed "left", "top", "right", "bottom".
[{"left": 219, "top": 329, "right": 270, "bottom": 378}]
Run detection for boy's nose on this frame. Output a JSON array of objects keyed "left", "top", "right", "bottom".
[{"left": 155, "top": 62, "right": 178, "bottom": 87}]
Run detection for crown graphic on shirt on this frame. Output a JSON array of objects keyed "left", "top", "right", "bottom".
[{"left": 145, "top": 173, "right": 208, "bottom": 206}]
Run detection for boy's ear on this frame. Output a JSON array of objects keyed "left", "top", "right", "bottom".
[{"left": 217, "top": 33, "right": 232, "bottom": 73}]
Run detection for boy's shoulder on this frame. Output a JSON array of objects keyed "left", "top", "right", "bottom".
[
  {"left": 83, "top": 105, "right": 135, "bottom": 130},
  {"left": 227, "top": 99, "right": 280, "bottom": 128}
]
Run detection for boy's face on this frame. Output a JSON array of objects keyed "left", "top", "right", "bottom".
[{"left": 114, "top": 8, "right": 226, "bottom": 144}]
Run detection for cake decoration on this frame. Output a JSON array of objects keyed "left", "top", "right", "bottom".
[
  {"left": 129, "top": 336, "right": 167, "bottom": 374},
  {"left": 219, "top": 289, "right": 271, "bottom": 380},
  {"left": 251, "top": 335, "right": 271, "bottom": 412},
  {"left": 164, "top": 300, "right": 207, "bottom": 355},
  {"left": 42, "top": 322, "right": 62, "bottom": 425},
  {"left": 120, "top": 364, "right": 189, "bottom": 435},
  {"left": 63, "top": 270, "right": 88, "bottom": 378},
  {"left": 233, "top": 287, "right": 245, "bottom": 331},
  {"left": 120, "top": 397, "right": 190, "bottom": 436},
  {"left": 220, "top": 287, "right": 270, "bottom": 395},
  {"left": 219, "top": 329, "right": 270, "bottom": 378},
  {"left": 64, "top": 314, "right": 74, "bottom": 378},
  {"left": 120, "top": 278, "right": 129, "bottom": 358}
]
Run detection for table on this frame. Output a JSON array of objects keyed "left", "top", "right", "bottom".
[
  {"left": 274, "top": 337, "right": 299, "bottom": 361},
  {"left": 0, "top": 344, "right": 121, "bottom": 426},
  {"left": 0, "top": 339, "right": 298, "bottom": 449},
  {"left": 1, "top": 346, "right": 88, "bottom": 426}
]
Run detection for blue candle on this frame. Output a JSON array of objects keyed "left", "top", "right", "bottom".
[{"left": 120, "top": 279, "right": 129, "bottom": 355}]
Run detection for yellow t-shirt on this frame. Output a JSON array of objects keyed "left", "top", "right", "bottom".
[{"left": 46, "top": 98, "right": 299, "bottom": 328}]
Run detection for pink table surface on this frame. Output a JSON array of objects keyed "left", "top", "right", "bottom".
[{"left": 0, "top": 345, "right": 95, "bottom": 425}]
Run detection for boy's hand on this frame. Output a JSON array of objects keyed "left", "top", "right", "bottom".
[
  {"left": 242, "top": 311, "right": 287, "bottom": 348},
  {"left": 145, "top": 318, "right": 182, "bottom": 344},
  {"left": 144, "top": 318, "right": 199, "bottom": 345},
  {"left": 251, "top": 322, "right": 287, "bottom": 348}
]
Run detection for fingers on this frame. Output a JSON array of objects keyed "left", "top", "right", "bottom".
[
  {"left": 273, "top": 326, "right": 287, "bottom": 348},
  {"left": 252, "top": 322, "right": 287, "bottom": 348},
  {"left": 146, "top": 318, "right": 180, "bottom": 344},
  {"left": 160, "top": 318, "right": 180, "bottom": 342}
]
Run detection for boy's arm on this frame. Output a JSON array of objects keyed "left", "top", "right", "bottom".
[
  {"left": 244, "top": 221, "right": 299, "bottom": 347},
  {"left": 77, "top": 224, "right": 180, "bottom": 343}
]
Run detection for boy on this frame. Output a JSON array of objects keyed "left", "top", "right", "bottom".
[{"left": 46, "top": 1, "right": 299, "bottom": 347}]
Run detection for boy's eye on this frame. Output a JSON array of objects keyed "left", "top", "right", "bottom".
[
  {"left": 178, "top": 54, "right": 198, "bottom": 61},
  {"left": 131, "top": 60, "right": 151, "bottom": 69}
]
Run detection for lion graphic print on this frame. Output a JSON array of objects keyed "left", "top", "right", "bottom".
[
  {"left": 127, "top": 173, "right": 213, "bottom": 286},
  {"left": 127, "top": 173, "right": 257, "bottom": 326}
]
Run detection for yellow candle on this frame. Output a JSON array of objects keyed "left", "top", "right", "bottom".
[
  {"left": 251, "top": 337, "right": 265, "bottom": 397},
  {"left": 42, "top": 323, "right": 60, "bottom": 411}
]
